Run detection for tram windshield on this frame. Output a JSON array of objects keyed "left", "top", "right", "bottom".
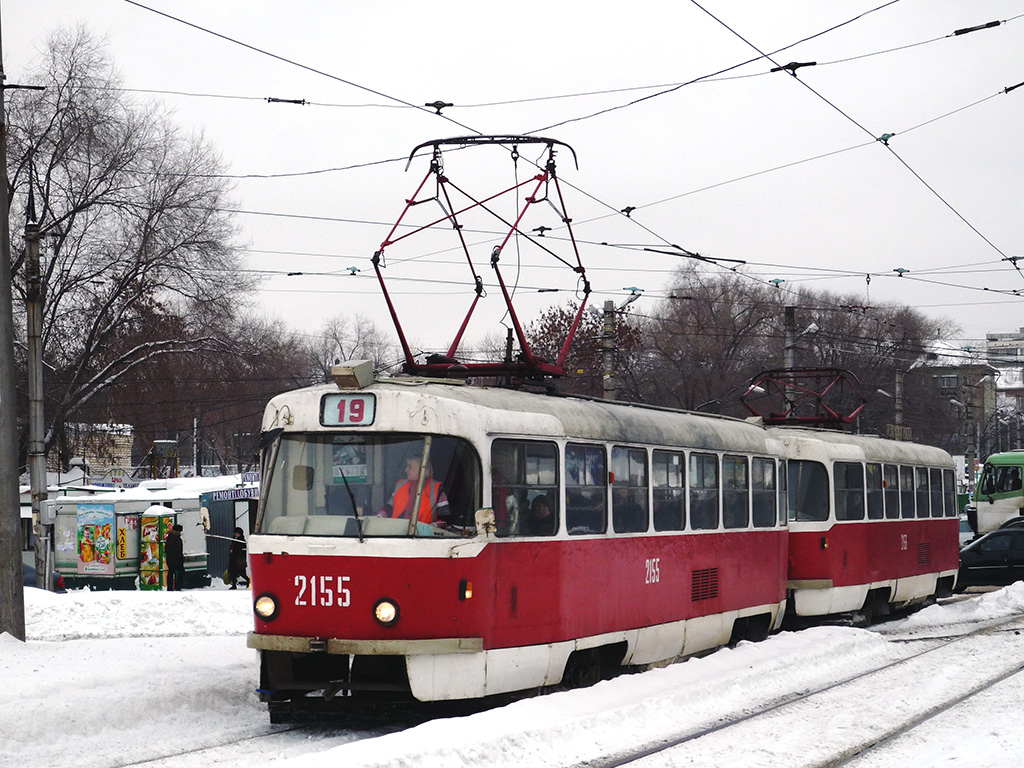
[{"left": 258, "top": 433, "right": 481, "bottom": 537}]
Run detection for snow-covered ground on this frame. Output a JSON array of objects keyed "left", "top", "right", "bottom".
[{"left": 3, "top": 583, "right": 1024, "bottom": 768}]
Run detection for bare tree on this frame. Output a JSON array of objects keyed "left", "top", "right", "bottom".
[
  {"left": 647, "top": 266, "right": 779, "bottom": 412},
  {"left": 525, "top": 301, "right": 646, "bottom": 398},
  {"left": 82, "top": 313, "right": 311, "bottom": 475},
  {"left": 304, "top": 312, "right": 398, "bottom": 382},
  {"left": 6, "top": 28, "right": 252, "bottom": 454}
]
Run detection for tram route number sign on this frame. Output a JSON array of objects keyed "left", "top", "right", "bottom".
[{"left": 321, "top": 393, "right": 376, "bottom": 427}]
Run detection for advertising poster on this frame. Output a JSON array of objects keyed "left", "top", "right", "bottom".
[
  {"left": 139, "top": 512, "right": 174, "bottom": 590},
  {"left": 77, "top": 503, "right": 116, "bottom": 575}
]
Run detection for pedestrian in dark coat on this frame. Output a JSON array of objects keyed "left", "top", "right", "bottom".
[
  {"left": 165, "top": 524, "right": 186, "bottom": 591},
  {"left": 228, "top": 527, "right": 250, "bottom": 589}
]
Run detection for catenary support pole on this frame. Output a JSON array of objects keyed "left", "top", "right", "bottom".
[
  {"left": 26, "top": 199, "right": 51, "bottom": 590},
  {"left": 602, "top": 300, "right": 616, "bottom": 401}
]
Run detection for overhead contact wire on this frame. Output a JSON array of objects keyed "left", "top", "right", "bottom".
[{"left": 121, "top": 0, "right": 482, "bottom": 135}]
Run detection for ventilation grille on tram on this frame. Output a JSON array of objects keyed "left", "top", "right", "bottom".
[
  {"left": 692, "top": 568, "right": 719, "bottom": 601},
  {"left": 918, "top": 542, "right": 931, "bottom": 565}
]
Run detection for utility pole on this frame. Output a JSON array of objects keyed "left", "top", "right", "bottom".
[
  {"left": 601, "top": 300, "right": 616, "bottom": 401},
  {"left": 782, "top": 305, "right": 797, "bottom": 418},
  {"left": 782, "top": 305, "right": 797, "bottom": 371},
  {"left": 193, "top": 414, "right": 201, "bottom": 477},
  {"left": 0, "top": 16, "right": 27, "bottom": 640},
  {"left": 894, "top": 369, "right": 905, "bottom": 427},
  {"left": 26, "top": 182, "right": 51, "bottom": 590}
]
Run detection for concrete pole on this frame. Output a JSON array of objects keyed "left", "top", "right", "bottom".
[
  {"left": 782, "top": 306, "right": 796, "bottom": 418},
  {"left": 601, "top": 300, "right": 616, "bottom": 401},
  {"left": 0, "top": 13, "right": 27, "bottom": 640},
  {"left": 894, "top": 370, "right": 905, "bottom": 427},
  {"left": 782, "top": 305, "right": 797, "bottom": 371},
  {"left": 193, "top": 414, "right": 201, "bottom": 477},
  {"left": 26, "top": 201, "right": 51, "bottom": 590}
]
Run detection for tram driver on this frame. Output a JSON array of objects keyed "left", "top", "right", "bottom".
[{"left": 380, "top": 456, "right": 451, "bottom": 526}]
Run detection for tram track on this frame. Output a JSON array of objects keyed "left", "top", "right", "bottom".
[
  {"left": 107, "top": 724, "right": 303, "bottom": 768},
  {"left": 94, "top": 609, "right": 1024, "bottom": 768},
  {"left": 826, "top": 661, "right": 1024, "bottom": 768},
  {"left": 107, "top": 720, "right": 402, "bottom": 768},
  {"left": 583, "top": 613, "right": 1024, "bottom": 768}
]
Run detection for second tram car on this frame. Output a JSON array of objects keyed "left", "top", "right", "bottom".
[
  {"left": 777, "top": 428, "right": 959, "bottom": 622},
  {"left": 248, "top": 368, "right": 789, "bottom": 718}
]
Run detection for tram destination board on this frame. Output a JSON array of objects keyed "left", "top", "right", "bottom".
[{"left": 321, "top": 392, "right": 376, "bottom": 427}]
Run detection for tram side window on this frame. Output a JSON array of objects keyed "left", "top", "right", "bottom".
[
  {"left": 566, "top": 444, "right": 607, "bottom": 535},
  {"left": 900, "top": 466, "right": 916, "bottom": 519},
  {"left": 915, "top": 467, "right": 930, "bottom": 518},
  {"left": 653, "top": 450, "right": 685, "bottom": 531},
  {"left": 943, "top": 469, "right": 957, "bottom": 517},
  {"left": 689, "top": 453, "right": 720, "bottom": 530},
  {"left": 752, "top": 457, "right": 777, "bottom": 528},
  {"left": 883, "top": 464, "right": 900, "bottom": 519},
  {"left": 835, "top": 462, "right": 865, "bottom": 521},
  {"left": 865, "top": 463, "right": 884, "bottom": 520},
  {"left": 929, "top": 468, "right": 945, "bottom": 518},
  {"left": 788, "top": 460, "right": 829, "bottom": 522},
  {"left": 778, "top": 459, "right": 788, "bottom": 526},
  {"left": 722, "top": 455, "right": 749, "bottom": 529},
  {"left": 490, "top": 439, "right": 559, "bottom": 537},
  {"left": 612, "top": 446, "right": 649, "bottom": 533}
]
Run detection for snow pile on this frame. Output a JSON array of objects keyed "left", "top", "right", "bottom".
[
  {"left": 24, "top": 586, "right": 253, "bottom": 641},
  {"left": 895, "top": 583, "right": 1024, "bottom": 633}
]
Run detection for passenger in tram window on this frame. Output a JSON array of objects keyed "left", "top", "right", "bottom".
[
  {"left": 490, "top": 467, "right": 518, "bottom": 537},
  {"left": 524, "top": 494, "right": 556, "bottom": 536},
  {"left": 380, "top": 456, "right": 451, "bottom": 526}
]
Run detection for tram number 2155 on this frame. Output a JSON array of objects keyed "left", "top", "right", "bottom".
[
  {"left": 645, "top": 558, "right": 661, "bottom": 584},
  {"left": 294, "top": 574, "right": 351, "bottom": 607}
]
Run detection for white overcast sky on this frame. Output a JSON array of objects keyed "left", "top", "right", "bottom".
[{"left": 3, "top": 1, "right": 1024, "bottom": 358}]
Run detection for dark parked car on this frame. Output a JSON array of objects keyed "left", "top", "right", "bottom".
[{"left": 957, "top": 529, "right": 1024, "bottom": 590}]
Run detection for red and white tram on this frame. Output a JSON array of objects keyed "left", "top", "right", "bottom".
[
  {"left": 247, "top": 365, "right": 790, "bottom": 719},
  {"left": 777, "top": 428, "right": 959, "bottom": 623}
]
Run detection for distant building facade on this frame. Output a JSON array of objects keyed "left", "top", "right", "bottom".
[{"left": 49, "top": 422, "right": 135, "bottom": 477}]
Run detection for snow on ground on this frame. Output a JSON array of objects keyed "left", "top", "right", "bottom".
[{"left": 2, "top": 584, "right": 1024, "bottom": 768}]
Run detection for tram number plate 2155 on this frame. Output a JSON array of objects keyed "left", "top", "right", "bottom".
[{"left": 294, "top": 575, "right": 351, "bottom": 607}]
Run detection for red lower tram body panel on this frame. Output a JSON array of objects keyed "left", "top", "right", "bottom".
[
  {"left": 251, "top": 531, "right": 788, "bottom": 650},
  {"left": 788, "top": 518, "right": 959, "bottom": 616}
]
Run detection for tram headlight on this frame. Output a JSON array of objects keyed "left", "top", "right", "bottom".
[
  {"left": 374, "top": 598, "right": 400, "bottom": 626},
  {"left": 254, "top": 593, "right": 280, "bottom": 621}
]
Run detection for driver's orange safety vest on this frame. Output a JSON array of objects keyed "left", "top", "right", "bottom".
[{"left": 390, "top": 479, "right": 442, "bottom": 524}]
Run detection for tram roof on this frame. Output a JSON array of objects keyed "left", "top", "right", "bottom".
[
  {"left": 770, "top": 426, "right": 954, "bottom": 466},
  {"left": 263, "top": 378, "right": 776, "bottom": 454}
]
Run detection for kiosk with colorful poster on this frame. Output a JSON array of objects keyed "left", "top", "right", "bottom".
[
  {"left": 140, "top": 508, "right": 176, "bottom": 590},
  {"left": 77, "top": 503, "right": 115, "bottom": 575}
]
